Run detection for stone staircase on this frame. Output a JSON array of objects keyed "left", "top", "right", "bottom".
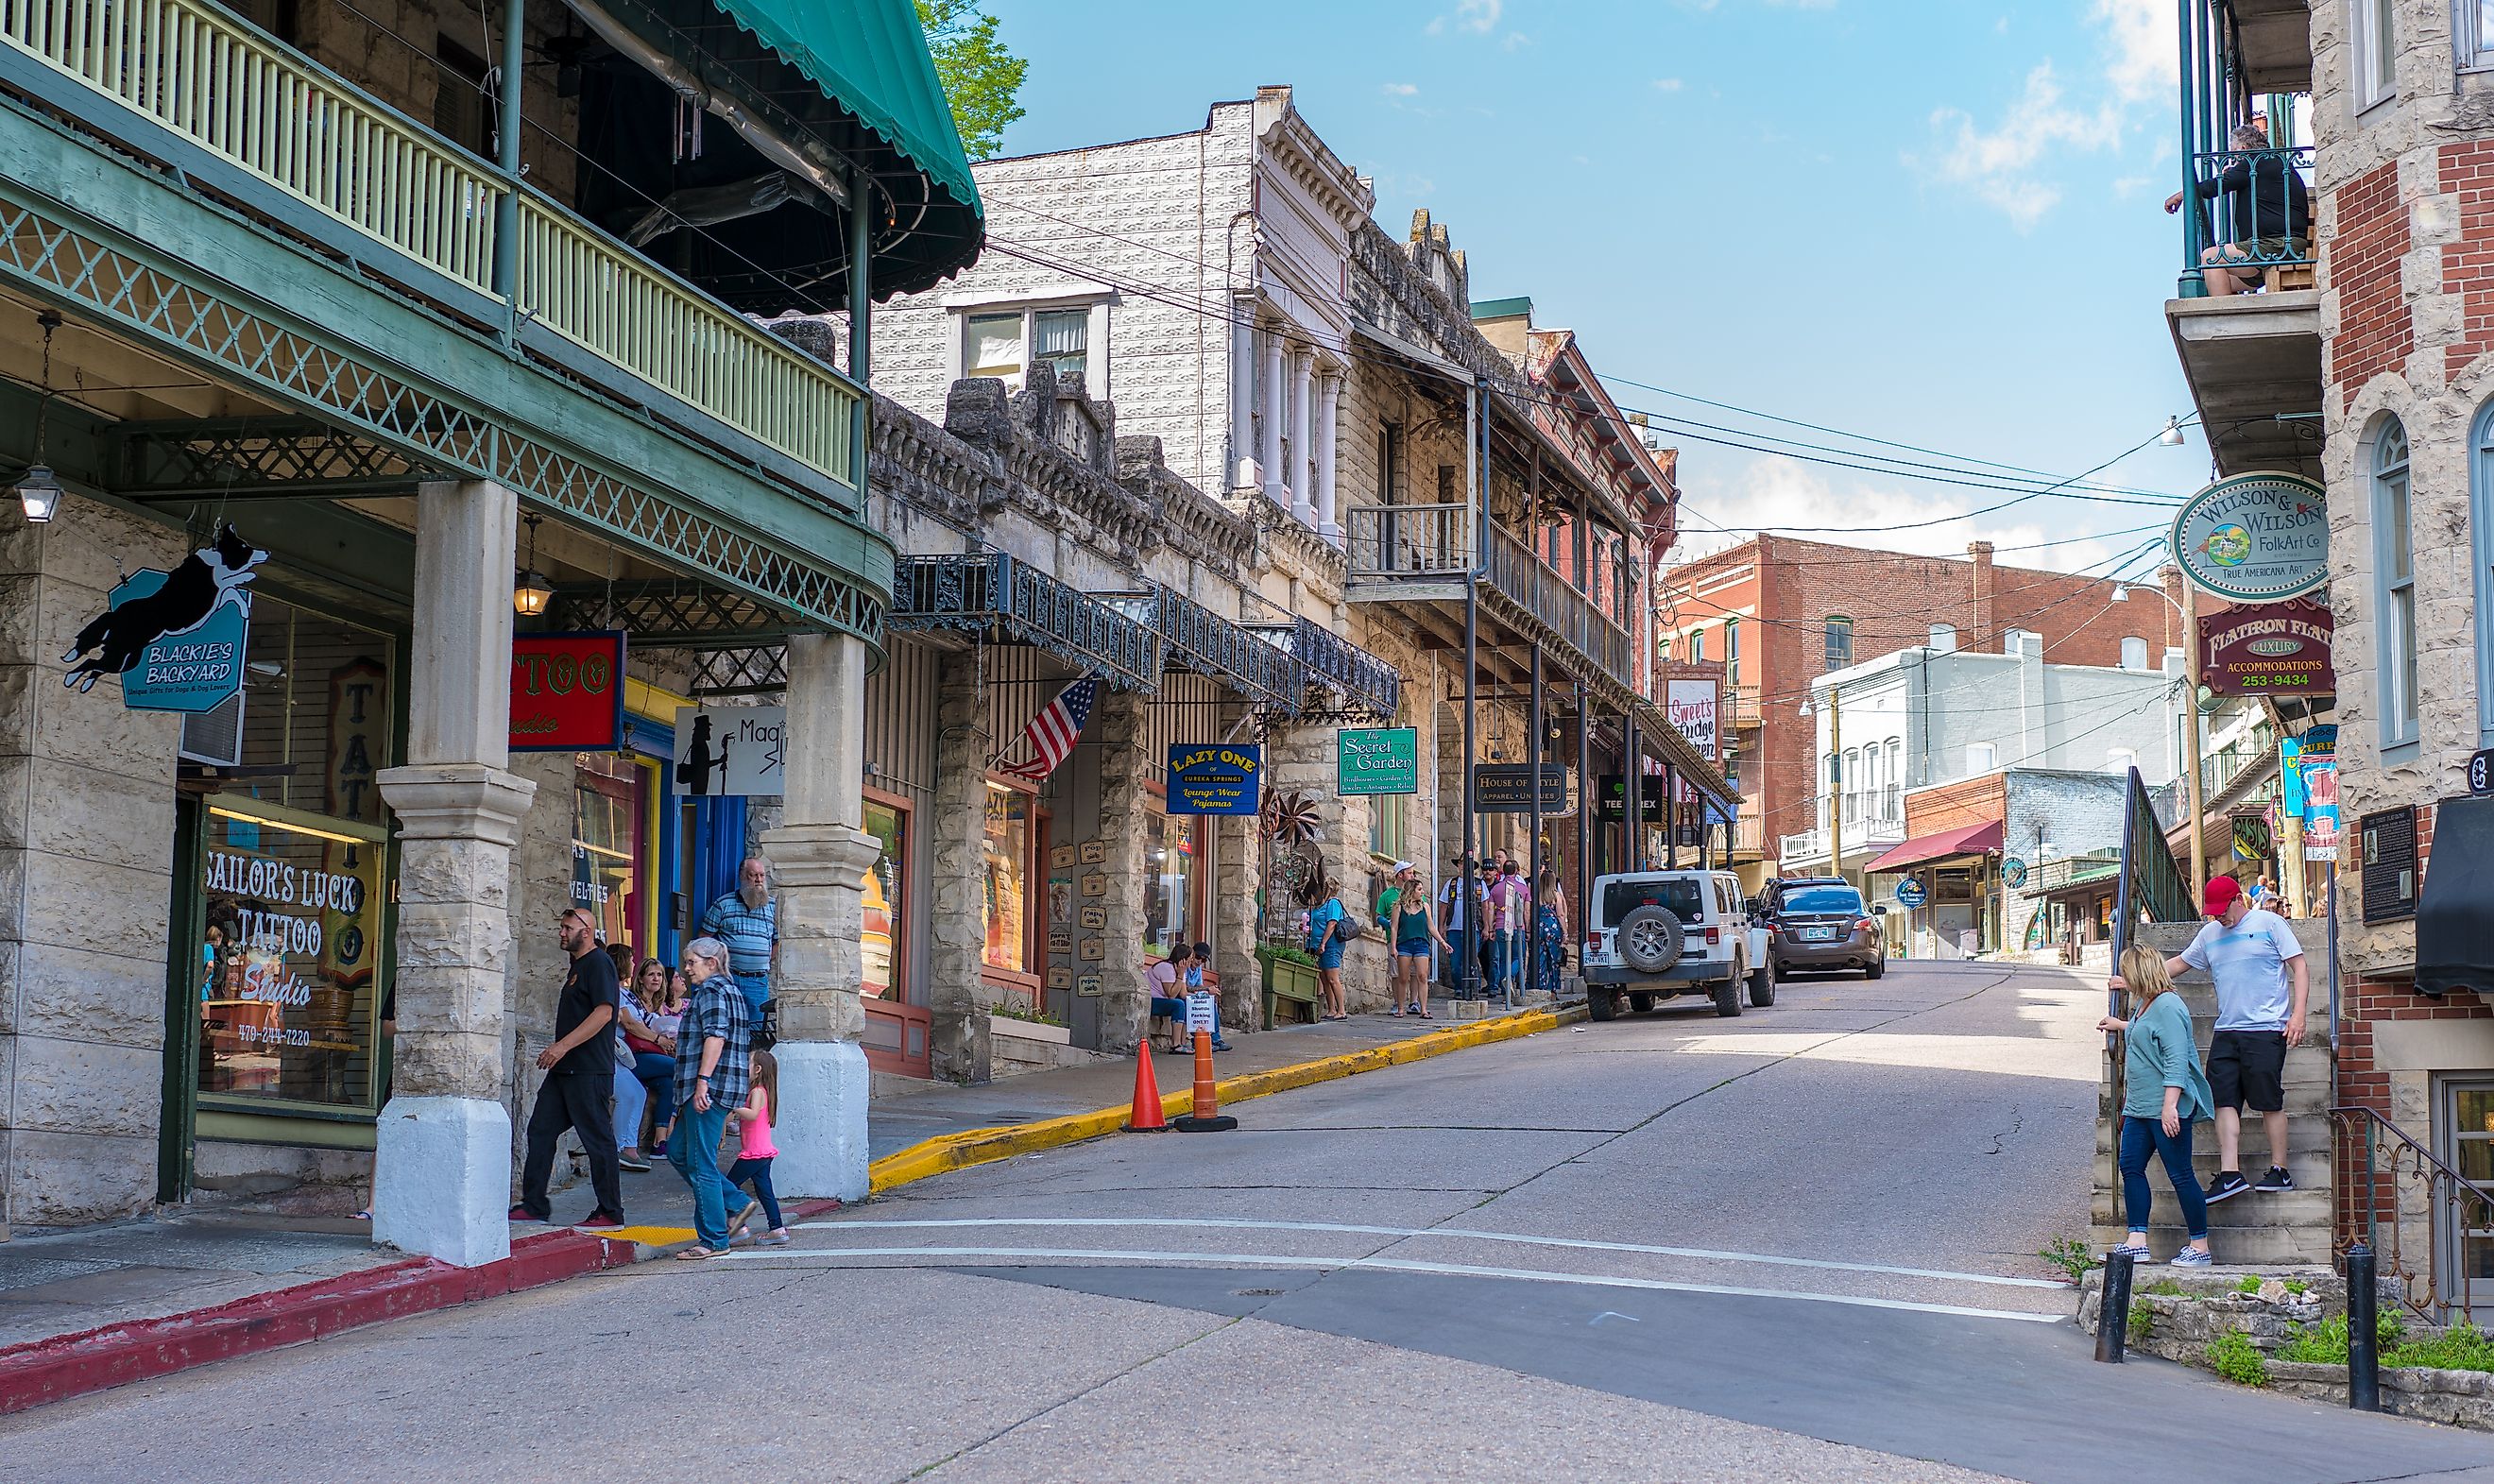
[{"left": 2090, "top": 918, "right": 2334, "bottom": 1265}]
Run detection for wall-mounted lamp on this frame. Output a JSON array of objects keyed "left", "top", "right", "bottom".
[{"left": 11, "top": 464, "right": 60, "bottom": 523}]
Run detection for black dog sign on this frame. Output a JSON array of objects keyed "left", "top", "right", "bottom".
[{"left": 62, "top": 523, "right": 265, "bottom": 711}]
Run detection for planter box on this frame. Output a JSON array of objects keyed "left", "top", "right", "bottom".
[
  {"left": 1262, "top": 958, "right": 1321, "bottom": 1026},
  {"left": 990, "top": 1015, "right": 1071, "bottom": 1046}
]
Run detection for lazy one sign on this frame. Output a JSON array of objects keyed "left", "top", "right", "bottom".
[
  {"left": 1167, "top": 743, "right": 1261, "bottom": 815},
  {"left": 510, "top": 631, "right": 626, "bottom": 752},
  {"left": 2171, "top": 471, "right": 2328, "bottom": 603},
  {"left": 62, "top": 523, "right": 266, "bottom": 712},
  {"left": 672, "top": 705, "right": 785, "bottom": 797}
]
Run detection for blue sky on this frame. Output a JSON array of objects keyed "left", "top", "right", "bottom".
[{"left": 981, "top": 0, "right": 2202, "bottom": 577}]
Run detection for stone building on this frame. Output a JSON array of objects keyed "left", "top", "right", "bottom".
[{"left": 0, "top": 0, "right": 982, "bottom": 1249}]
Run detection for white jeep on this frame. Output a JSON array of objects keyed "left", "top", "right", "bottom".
[{"left": 1580, "top": 869, "right": 1775, "bottom": 1021}]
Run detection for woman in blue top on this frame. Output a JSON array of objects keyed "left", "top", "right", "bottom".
[
  {"left": 2099, "top": 944, "right": 2216, "bottom": 1266},
  {"left": 1300, "top": 875, "right": 1350, "bottom": 1021}
]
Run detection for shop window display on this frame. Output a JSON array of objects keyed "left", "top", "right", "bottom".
[
  {"left": 572, "top": 753, "right": 649, "bottom": 955},
  {"left": 863, "top": 799, "right": 907, "bottom": 998},
  {"left": 1145, "top": 810, "right": 1198, "bottom": 961},
  {"left": 982, "top": 781, "right": 1033, "bottom": 975}
]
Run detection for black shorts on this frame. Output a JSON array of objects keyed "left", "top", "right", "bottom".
[{"left": 2208, "top": 1030, "right": 2288, "bottom": 1114}]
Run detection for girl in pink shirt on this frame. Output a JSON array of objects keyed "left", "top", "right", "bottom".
[{"left": 724, "top": 1049, "right": 788, "bottom": 1245}]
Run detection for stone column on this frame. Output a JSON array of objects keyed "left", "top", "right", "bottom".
[
  {"left": 1093, "top": 689, "right": 1153, "bottom": 1053},
  {"left": 373, "top": 479, "right": 538, "bottom": 1269},
  {"left": 1229, "top": 317, "right": 1257, "bottom": 489},
  {"left": 1258, "top": 331, "right": 1288, "bottom": 507},
  {"left": 1315, "top": 369, "right": 1343, "bottom": 540},
  {"left": 1288, "top": 350, "right": 1315, "bottom": 525},
  {"left": 759, "top": 631, "right": 880, "bottom": 1201},
  {"left": 1213, "top": 811, "right": 1262, "bottom": 1031},
  {"left": 927, "top": 651, "right": 991, "bottom": 1082}
]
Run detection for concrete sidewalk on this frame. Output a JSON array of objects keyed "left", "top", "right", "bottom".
[{"left": 0, "top": 998, "right": 1570, "bottom": 1409}]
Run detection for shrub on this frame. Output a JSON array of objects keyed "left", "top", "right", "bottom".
[
  {"left": 2207, "top": 1330, "right": 2270, "bottom": 1387},
  {"left": 2038, "top": 1237, "right": 2098, "bottom": 1283},
  {"left": 2278, "top": 1310, "right": 2407, "bottom": 1366},
  {"left": 2127, "top": 1299, "right": 2155, "bottom": 1343},
  {"left": 2388, "top": 1322, "right": 2494, "bottom": 1374},
  {"left": 2281, "top": 1278, "right": 2310, "bottom": 1296},
  {"left": 2235, "top": 1275, "right": 2264, "bottom": 1295}
]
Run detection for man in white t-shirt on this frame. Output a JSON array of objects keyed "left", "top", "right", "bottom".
[{"left": 2115, "top": 873, "right": 2307, "bottom": 1205}]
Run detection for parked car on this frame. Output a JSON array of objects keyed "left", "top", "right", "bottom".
[
  {"left": 1761, "top": 876, "right": 1886, "bottom": 979},
  {"left": 1580, "top": 869, "right": 1774, "bottom": 1020}
]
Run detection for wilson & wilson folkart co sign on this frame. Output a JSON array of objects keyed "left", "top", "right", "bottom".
[{"left": 2170, "top": 471, "right": 2328, "bottom": 603}]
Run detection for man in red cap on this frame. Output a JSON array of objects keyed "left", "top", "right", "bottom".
[{"left": 2113, "top": 872, "right": 2307, "bottom": 1205}]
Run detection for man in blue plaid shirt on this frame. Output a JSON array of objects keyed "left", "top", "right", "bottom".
[
  {"left": 699, "top": 857, "right": 777, "bottom": 1021},
  {"left": 669, "top": 935, "right": 752, "bottom": 1257}
]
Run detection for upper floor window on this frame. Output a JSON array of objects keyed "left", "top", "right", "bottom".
[
  {"left": 1929, "top": 623, "right": 1957, "bottom": 652},
  {"left": 2373, "top": 417, "right": 2420, "bottom": 750},
  {"left": 2120, "top": 636, "right": 2149, "bottom": 671},
  {"left": 1725, "top": 618, "right": 1740, "bottom": 685},
  {"left": 2472, "top": 401, "right": 2494, "bottom": 745},
  {"left": 2465, "top": 0, "right": 2494, "bottom": 70},
  {"left": 961, "top": 305, "right": 1096, "bottom": 390},
  {"left": 2353, "top": 0, "right": 2397, "bottom": 110},
  {"left": 1965, "top": 741, "right": 1997, "bottom": 775},
  {"left": 1690, "top": 629, "right": 1706, "bottom": 664},
  {"left": 1824, "top": 615, "right": 1853, "bottom": 670}
]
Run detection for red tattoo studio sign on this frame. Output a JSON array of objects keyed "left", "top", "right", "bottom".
[
  {"left": 2197, "top": 598, "right": 2332, "bottom": 698},
  {"left": 510, "top": 631, "right": 627, "bottom": 751}
]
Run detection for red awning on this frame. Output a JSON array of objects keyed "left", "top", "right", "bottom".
[{"left": 1863, "top": 820, "right": 2005, "bottom": 875}]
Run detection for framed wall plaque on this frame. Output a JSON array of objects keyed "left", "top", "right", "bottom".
[
  {"left": 1046, "top": 966, "right": 1073, "bottom": 990},
  {"left": 1079, "top": 905, "right": 1107, "bottom": 930},
  {"left": 1081, "top": 871, "right": 1108, "bottom": 897},
  {"left": 1079, "top": 840, "right": 1107, "bottom": 865},
  {"left": 1077, "top": 974, "right": 1103, "bottom": 997},
  {"left": 1078, "top": 937, "right": 1105, "bottom": 962},
  {"left": 1051, "top": 844, "right": 1076, "bottom": 870}
]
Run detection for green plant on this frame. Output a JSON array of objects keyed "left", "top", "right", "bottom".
[
  {"left": 2387, "top": 1322, "right": 2494, "bottom": 1374},
  {"left": 2235, "top": 1275, "right": 2265, "bottom": 1294},
  {"left": 1256, "top": 943, "right": 1318, "bottom": 968},
  {"left": 990, "top": 1003, "right": 1065, "bottom": 1028},
  {"left": 2281, "top": 1278, "right": 2309, "bottom": 1296},
  {"left": 2144, "top": 1278, "right": 2185, "bottom": 1297},
  {"left": 2127, "top": 1299, "right": 2155, "bottom": 1343},
  {"left": 2206, "top": 1329, "right": 2270, "bottom": 1387},
  {"left": 2277, "top": 1310, "right": 2408, "bottom": 1367},
  {"left": 2038, "top": 1237, "right": 2098, "bottom": 1283}
]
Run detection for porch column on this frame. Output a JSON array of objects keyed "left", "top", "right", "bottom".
[
  {"left": 760, "top": 631, "right": 880, "bottom": 1200},
  {"left": 1258, "top": 331, "right": 1288, "bottom": 506},
  {"left": 1212, "top": 811, "right": 1262, "bottom": 1031},
  {"left": 1288, "top": 350, "right": 1315, "bottom": 525},
  {"left": 1230, "top": 316, "right": 1257, "bottom": 489},
  {"left": 1315, "top": 368, "right": 1342, "bottom": 541},
  {"left": 373, "top": 479, "right": 538, "bottom": 1269},
  {"left": 1094, "top": 688, "right": 1153, "bottom": 1053},
  {"left": 927, "top": 651, "right": 991, "bottom": 1082}
]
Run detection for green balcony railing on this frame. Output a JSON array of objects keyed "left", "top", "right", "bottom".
[{"left": 2, "top": 0, "right": 858, "bottom": 496}]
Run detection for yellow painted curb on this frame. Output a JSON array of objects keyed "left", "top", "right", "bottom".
[{"left": 864, "top": 1005, "right": 1584, "bottom": 1196}]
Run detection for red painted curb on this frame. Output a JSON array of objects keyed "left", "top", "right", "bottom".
[{"left": 0, "top": 1229, "right": 634, "bottom": 1417}]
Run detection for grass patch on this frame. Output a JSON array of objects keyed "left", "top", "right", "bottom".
[
  {"left": 2278, "top": 1311, "right": 2408, "bottom": 1366},
  {"left": 2206, "top": 1330, "right": 2270, "bottom": 1387},
  {"left": 2235, "top": 1275, "right": 2264, "bottom": 1294},
  {"left": 2281, "top": 1278, "right": 2309, "bottom": 1296},
  {"left": 2143, "top": 1278, "right": 2184, "bottom": 1297},
  {"left": 2127, "top": 1299, "right": 2155, "bottom": 1343},
  {"left": 2388, "top": 1322, "right": 2494, "bottom": 1374},
  {"left": 2038, "top": 1236, "right": 2097, "bottom": 1283}
]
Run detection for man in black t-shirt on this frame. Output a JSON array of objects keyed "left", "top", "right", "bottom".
[
  {"left": 509, "top": 907, "right": 625, "bottom": 1227},
  {"left": 2166, "top": 121, "right": 2313, "bottom": 297}
]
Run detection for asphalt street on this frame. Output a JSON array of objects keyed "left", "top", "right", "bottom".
[{"left": 9, "top": 960, "right": 2492, "bottom": 1483}]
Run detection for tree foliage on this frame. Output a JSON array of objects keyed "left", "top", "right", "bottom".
[{"left": 917, "top": 0, "right": 1026, "bottom": 162}]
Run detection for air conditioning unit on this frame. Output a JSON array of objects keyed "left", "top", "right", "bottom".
[{"left": 179, "top": 691, "right": 246, "bottom": 767}]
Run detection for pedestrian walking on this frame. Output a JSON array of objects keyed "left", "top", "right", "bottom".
[
  {"left": 510, "top": 907, "right": 625, "bottom": 1229},
  {"left": 1147, "top": 943, "right": 1197, "bottom": 1053},
  {"left": 2114, "top": 873, "right": 2308, "bottom": 1205},
  {"left": 2098, "top": 945, "right": 2215, "bottom": 1266},
  {"left": 700, "top": 857, "right": 778, "bottom": 1033},
  {"left": 1535, "top": 867, "right": 1568, "bottom": 1000},
  {"left": 1438, "top": 855, "right": 1486, "bottom": 994},
  {"left": 724, "top": 1047, "right": 789, "bottom": 1247},
  {"left": 1388, "top": 862, "right": 1448, "bottom": 1017},
  {"left": 1301, "top": 875, "right": 1351, "bottom": 1020},
  {"left": 1187, "top": 940, "right": 1231, "bottom": 1051},
  {"left": 669, "top": 935, "right": 753, "bottom": 1259},
  {"left": 1492, "top": 861, "right": 1529, "bottom": 1000}
]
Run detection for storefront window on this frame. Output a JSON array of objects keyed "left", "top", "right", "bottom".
[
  {"left": 863, "top": 799, "right": 907, "bottom": 998},
  {"left": 572, "top": 754, "right": 649, "bottom": 959},
  {"left": 198, "top": 799, "right": 388, "bottom": 1107},
  {"left": 1145, "top": 811, "right": 1198, "bottom": 961},
  {"left": 982, "top": 781, "right": 1033, "bottom": 974}
]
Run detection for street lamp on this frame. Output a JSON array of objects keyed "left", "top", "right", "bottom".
[
  {"left": 2159, "top": 416, "right": 2187, "bottom": 447},
  {"left": 2111, "top": 578, "right": 2208, "bottom": 902}
]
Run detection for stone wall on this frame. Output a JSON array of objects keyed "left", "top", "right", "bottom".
[{"left": 0, "top": 496, "right": 187, "bottom": 1229}]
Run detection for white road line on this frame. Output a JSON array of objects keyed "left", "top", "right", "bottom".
[
  {"left": 788, "top": 1216, "right": 2066, "bottom": 1291},
  {"left": 719, "top": 1245, "right": 2065, "bottom": 1323}
]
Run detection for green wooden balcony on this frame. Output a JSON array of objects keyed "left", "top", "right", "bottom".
[{"left": 0, "top": 0, "right": 861, "bottom": 503}]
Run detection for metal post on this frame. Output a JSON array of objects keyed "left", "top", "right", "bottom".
[
  {"left": 849, "top": 165, "right": 874, "bottom": 485},
  {"left": 1828, "top": 687, "right": 1845, "bottom": 888},
  {"left": 2177, "top": 0, "right": 2206, "bottom": 297},
  {"left": 1664, "top": 762, "right": 1679, "bottom": 870},
  {"left": 2095, "top": 1250, "right": 2136, "bottom": 1363},
  {"left": 2347, "top": 1243, "right": 2381, "bottom": 1411},
  {"left": 489, "top": 0, "right": 526, "bottom": 324},
  {"left": 1461, "top": 585, "right": 1478, "bottom": 1001},
  {"left": 1530, "top": 641, "right": 1546, "bottom": 944},
  {"left": 2180, "top": 585, "right": 2208, "bottom": 906},
  {"left": 1625, "top": 717, "right": 1643, "bottom": 873},
  {"left": 1575, "top": 679, "right": 1592, "bottom": 930}
]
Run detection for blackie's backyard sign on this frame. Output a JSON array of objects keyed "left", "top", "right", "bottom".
[
  {"left": 2197, "top": 597, "right": 2333, "bottom": 698},
  {"left": 2170, "top": 471, "right": 2328, "bottom": 603},
  {"left": 61, "top": 523, "right": 265, "bottom": 712}
]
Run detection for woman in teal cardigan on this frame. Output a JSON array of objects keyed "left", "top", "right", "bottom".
[{"left": 2101, "top": 944, "right": 2215, "bottom": 1265}]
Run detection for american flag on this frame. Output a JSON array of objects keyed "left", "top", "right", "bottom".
[{"left": 995, "top": 675, "right": 1099, "bottom": 780}]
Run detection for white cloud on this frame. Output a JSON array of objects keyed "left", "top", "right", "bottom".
[
  {"left": 2094, "top": 0, "right": 2175, "bottom": 104},
  {"left": 1426, "top": 0, "right": 1502, "bottom": 36},
  {"left": 1381, "top": 81, "right": 1420, "bottom": 96},
  {"left": 1501, "top": 30, "right": 1531, "bottom": 50},
  {"left": 1653, "top": 77, "right": 1685, "bottom": 93},
  {"left": 1908, "top": 62, "right": 2117, "bottom": 230},
  {"left": 1672, "top": 454, "right": 2126, "bottom": 573}
]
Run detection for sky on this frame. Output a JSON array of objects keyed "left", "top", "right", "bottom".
[{"left": 980, "top": 0, "right": 2203, "bottom": 582}]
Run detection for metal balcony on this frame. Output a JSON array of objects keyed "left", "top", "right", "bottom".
[{"left": 1342, "top": 502, "right": 1633, "bottom": 694}]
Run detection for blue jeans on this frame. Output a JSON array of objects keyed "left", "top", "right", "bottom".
[
  {"left": 2119, "top": 1115, "right": 2209, "bottom": 1240},
  {"left": 611, "top": 1063, "right": 646, "bottom": 1151},
  {"left": 726, "top": 1154, "right": 781, "bottom": 1232},
  {"left": 669, "top": 1100, "right": 734, "bottom": 1250},
  {"left": 633, "top": 1051, "right": 676, "bottom": 1133}
]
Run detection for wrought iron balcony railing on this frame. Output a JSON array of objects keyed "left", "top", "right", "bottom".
[
  {"left": 889, "top": 554, "right": 1161, "bottom": 692},
  {"left": 1102, "top": 588, "right": 1305, "bottom": 713},
  {"left": 2, "top": 0, "right": 861, "bottom": 497},
  {"left": 2178, "top": 145, "right": 2315, "bottom": 297},
  {"left": 1344, "top": 501, "right": 1473, "bottom": 579},
  {"left": 1486, "top": 524, "right": 1632, "bottom": 687}
]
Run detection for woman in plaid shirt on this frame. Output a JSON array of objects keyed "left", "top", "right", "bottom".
[{"left": 669, "top": 936, "right": 752, "bottom": 1259}]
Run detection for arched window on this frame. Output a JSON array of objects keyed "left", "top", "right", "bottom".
[
  {"left": 2373, "top": 418, "right": 2418, "bottom": 751},
  {"left": 2473, "top": 401, "right": 2494, "bottom": 745},
  {"left": 2121, "top": 636, "right": 2148, "bottom": 671}
]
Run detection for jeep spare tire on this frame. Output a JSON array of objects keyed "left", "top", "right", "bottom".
[{"left": 1616, "top": 905, "right": 1685, "bottom": 974}]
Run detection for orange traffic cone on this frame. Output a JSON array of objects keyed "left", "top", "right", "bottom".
[
  {"left": 1175, "top": 1029, "right": 1238, "bottom": 1133},
  {"left": 1125, "top": 1035, "right": 1170, "bottom": 1132}
]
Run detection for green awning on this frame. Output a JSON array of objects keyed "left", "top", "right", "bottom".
[{"left": 707, "top": 0, "right": 982, "bottom": 224}]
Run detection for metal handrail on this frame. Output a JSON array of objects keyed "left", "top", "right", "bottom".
[
  {"left": 2330, "top": 1103, "right": 2492, "bottom": 1326},
  {"left": 2179, "top": 144, "right": 2315, "bottom": 288},
  {"left": 1486, "top": 523, "right": 1631, "bottom": 683},
  {"left": 1343, "top": 501, "right": 1472, "bottom": 577}
]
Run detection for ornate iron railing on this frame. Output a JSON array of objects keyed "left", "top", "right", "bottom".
[
  {"left": 0, "top": 0, "right": 861, "bottom": 495},
  {"left": 1102, "top": 588, "right": 1303, "bottom": 713},
  {"left": 888, "top": 553, "right": 1160, "bottom": 693},
  {"left": 2331, "top": 1104, "right": 2491, "bottom": 1326},
  {"left": 1288, "top": 615, "right": 1400, "bottom": 720},
  {"left": 2178, "top": 145, "right": 2314, "bottom": 291}
]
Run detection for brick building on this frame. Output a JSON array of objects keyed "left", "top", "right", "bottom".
[{"left": 1656, "top": 536, "right": 2193, "bottom": 890}]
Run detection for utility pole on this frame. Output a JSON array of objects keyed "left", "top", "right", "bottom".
[
  {"left": 1827, "top": 687, "right": 1843, "bottom": 887},
  {"left": 2180, "top": 582, "right": 2208, "bottom": 905}
]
